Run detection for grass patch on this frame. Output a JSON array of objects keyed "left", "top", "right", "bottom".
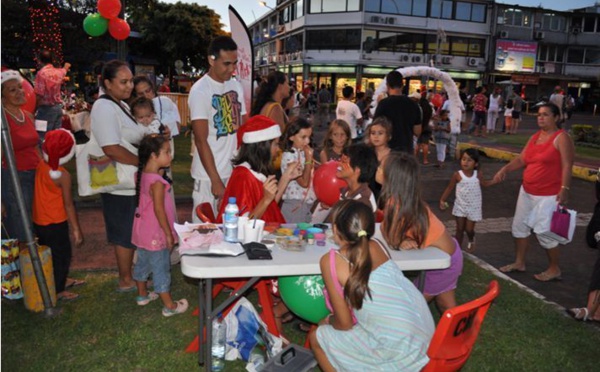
[
  {"left": 492, "top": 133, "right": 600, "bottom": 160},
  {"left": 2, "top": 260, "right": 598, "bottom": 371}
]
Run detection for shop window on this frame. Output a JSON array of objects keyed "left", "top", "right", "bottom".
[
  {"left": 567, "top": 48, "right": 584, "bottom": 64},
  {"left": 307, "top": 29, "right": 361, "bottom": 50}
]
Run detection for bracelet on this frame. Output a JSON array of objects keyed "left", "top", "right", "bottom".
[
  {"left": 305, "top": 161, "right": 313, "bottom": 165},
  {"left": 561, "top": 186, "right": 570, "bottom": 190}
]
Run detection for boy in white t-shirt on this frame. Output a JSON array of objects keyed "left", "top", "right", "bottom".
[
  {"left": 336, "top": 86, "right": 363, "bottom": 141},
  {"left": 188, "top": 36, "right": 247, "bottom": 221}
]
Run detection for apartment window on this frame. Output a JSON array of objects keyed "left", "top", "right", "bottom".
[
  {"left": 502, "top": 8, "right": 531, "bottom": 27},
  {"left": 430, "top": 0, "right": 453, "bottom": 19},
  {"left": 567, "top": 48, "right": 584, "bottom": 64},
  {"left": 307, "top": 29, "right": 361, "bottom": 49},
  {"left": 296, "top": 0, "right": 304, "bottom": 18},
  {"left": 584, "top": 49, "right": 600, "bottom": 64},
  {"left": 539, "top": 46, "right": 564, "bottom": 63},
  {"left": 310, "top": 0, "right": 359, "bottom": 13},
  {"left": 455, "top": 2, "right": 486, "bottom": 23},
  {"left": 583, "top": 16, "right": 597, "bottom": 32},
  {"left": 449, "top": 36, "right": 484, "bottom": 57},
  {"left": 365, "top": 0, "right": 380, "bottom": 12},
  {"left": 542, "top": 13, "right": 565, "bottom": 31}
]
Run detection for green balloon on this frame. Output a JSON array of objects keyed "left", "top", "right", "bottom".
[
  {"left": 279, "top": 275, "right": 330, "bottom": 324},
  {"left": 83, "top": 13, "right": 108, "bottom": 37}
]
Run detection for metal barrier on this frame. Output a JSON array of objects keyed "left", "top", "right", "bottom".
[{"left": 158, "top": 93, "right": 190, "bottom": 126}]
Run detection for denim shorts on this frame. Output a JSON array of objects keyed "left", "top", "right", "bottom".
[
  {"left": 133, "top": 248, "right": 171, "bottom": 293},
  {"left": 101, "top": 193, "right": 137, "bottom": 249}
]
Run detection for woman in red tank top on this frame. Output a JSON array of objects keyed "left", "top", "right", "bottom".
[{"left": 492, "top": 103, "right": 574, "bottom": 282}]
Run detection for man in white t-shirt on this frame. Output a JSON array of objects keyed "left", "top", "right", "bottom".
[
  {"left": 188, "top": 36, "right": 247, "bottom": 221},
  {"left": 336, "top": 86, "right": 363, "bottom": 140}
]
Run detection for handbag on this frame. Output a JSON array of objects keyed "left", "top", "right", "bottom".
[
  {"left": 538, "top": 204, "right": 577, "bottom": 245},
  {"left": 75, "top": 96, "right": 139, "bottom": 196}
]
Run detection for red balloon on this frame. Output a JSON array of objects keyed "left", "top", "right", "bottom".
[
  {"left": 108, "top": 18, "right": 130, "bottom": 41},
  {"left": 313, "top": 161, "right": 348, "bottom": 206},
  {"left": 98, "top": 0, "right": 122, "bottom": 20},
  {"left": 431, "top": 93, "right": 444, "bottom": 108},
  {"left": 21, "top": 78, "right": 36, "bottom": 114}
]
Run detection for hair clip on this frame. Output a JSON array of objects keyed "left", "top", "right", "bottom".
[{"left": 357, "top": 230, "right": 367, "bottom": 237}]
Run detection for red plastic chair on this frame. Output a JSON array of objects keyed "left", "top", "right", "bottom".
[
  {"left": 195, "top": 202, "right": 217, "bottom": 223},
  {"left": 422, "top": 280, "right": 500, "bottom": 372}
]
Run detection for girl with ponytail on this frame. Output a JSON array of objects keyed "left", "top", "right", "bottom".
[{"left": 310, "top": 200, "right": 435, "bottom": 371}]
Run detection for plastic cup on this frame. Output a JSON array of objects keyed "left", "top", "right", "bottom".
[{"left": 244, "top": 219, "right": 265, "bottom": 243}]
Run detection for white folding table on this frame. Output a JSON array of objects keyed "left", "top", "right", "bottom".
[{"left": 181, "top": 229, "right": 450, "bottom": 370}]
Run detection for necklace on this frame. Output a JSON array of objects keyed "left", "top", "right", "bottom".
[{"left": 4, "top": 108, "right": 25, "bottom": 123}]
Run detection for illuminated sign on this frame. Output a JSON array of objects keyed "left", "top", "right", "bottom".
[{"left": 495, "top": 40, "right": 538, "bottom": 72}]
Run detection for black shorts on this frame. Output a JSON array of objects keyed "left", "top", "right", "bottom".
[
  {"left": 101, "top": 193, "right": 137, "bottom": 249},
  {"left": 511, "top": 111, "right": 521, "bottom": 119}
]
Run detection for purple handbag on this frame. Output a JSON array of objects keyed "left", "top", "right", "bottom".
[{"left": 550, "top": 205, "right": 571, "bottom": 239}]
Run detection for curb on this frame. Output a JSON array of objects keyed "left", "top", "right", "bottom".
[{"left": 458, "top": 142, "right": 597, "bottom": 182}]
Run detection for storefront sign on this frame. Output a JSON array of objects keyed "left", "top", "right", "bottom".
[
  {"left": 511, "top": 74, "right": 540, "bottom": 85},
  {"left": 310, "top": 65, "right": 356, "bottom": 73},
  {"left": 495, "top": 40, "right": 537, "bottom": 72}
]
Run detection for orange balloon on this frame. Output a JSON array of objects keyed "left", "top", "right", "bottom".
[
  {"left": 21, "top": 78, "right": 36, "bottom": 114},
  {"left": 313, "top": 161, "right": 348, "bottom": 206}
]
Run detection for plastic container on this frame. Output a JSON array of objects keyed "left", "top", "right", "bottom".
[
  {"left": 248, "top": 347, "right": 266, "bottom": 371},
  {"left": 20, "top": 245, "right": 57, "bottom": 311},
  {"left": 223, "top": 197, "right": 239, "bottom": 243},
  {"left": 211, "top": 313, "right": 227, "bottom": 371},
  {"left": 262, "top": 344, "right": 317, "bottom": 372},
  {"left": 276, "top": 237, "right": 307, "bottom": 252}
]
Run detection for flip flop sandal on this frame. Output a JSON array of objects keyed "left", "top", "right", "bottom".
[
  {"left": 116, "top": 285, "right": 137, "bottom": 293},
  {"left": 534, "top": 271, "right": 562, "bottom": 282},
  {"left": 275, "top": 312, "right": 294, "bottom": 324},
  {"left": 65, "top": 279, "right": 86, "bottom": 289},
  {"left": 499, "top": 263, "right": 526, "bottom": 273},
  {"left": 58, "top": 291, "right": 80, "bottom": 302},
  {"left": 567, "top": 307, "right": 589, "bottom": 321}
]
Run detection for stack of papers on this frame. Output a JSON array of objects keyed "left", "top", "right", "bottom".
[{"left": 174, "top": 222, "right": 245, "bottom": 257}]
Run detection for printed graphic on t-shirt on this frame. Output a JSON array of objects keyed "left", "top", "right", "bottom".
[{"left": 211, "top": 90, "right": 242, "bottom": 139}]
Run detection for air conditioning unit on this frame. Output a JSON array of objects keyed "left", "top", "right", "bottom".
[
  {"left": 370, "top": 16, "right": 384, "bottom": 23},
  {"left": 386, "top": 17, "right": 396, "bottom": 25},
  {"left": 467, "top": 58, "right": 478, "bottom": 67},
  {"left": 412, "top": 55, "right": 422, "bottom": 63},
  {"left": 571, "top": 27, "right": 581, "bottom": 35},
  {"left": 399, "top": 54, "right": 409, "bottom": 62},
  {"left": 538, "top": 66, "right": 546, "bottom": 73},
  {"left": 442, "top": 56, "right": 453, "bottom": 64},
  {"left": 499, "top": 30, "right": 509, "bottom": 39},
  {"left": 534, "top": 31, "right": 545, "bottom": 40}
]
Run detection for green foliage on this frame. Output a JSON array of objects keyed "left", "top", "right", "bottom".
[
  {"left": 571, "top": 124, "right": 600, "bottom": 146},
  {"left": 128, "top": 2, "right": 226, "bottom": 75}
]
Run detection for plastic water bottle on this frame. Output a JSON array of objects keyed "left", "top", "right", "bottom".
[
  {"left": 223, "top": 197, "right": 239, "bottom": 243},
  {"left": 211, "top": 313, "right": 227, "bottom": 371},
  {"left": 248, "top": 348, "right": 265, "bottom": 371}
]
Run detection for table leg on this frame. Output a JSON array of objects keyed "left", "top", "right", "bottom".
[
  {"left": 197, "top": 279, "right": 206, "bottom": 367},
  {"left": 205, "top": 278, "right": 213, "bottom": 371},
  {"left": 417, "top": 271, "right": 426, "bottom": 292}
]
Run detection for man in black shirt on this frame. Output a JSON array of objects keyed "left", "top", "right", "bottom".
[{"left": 374, "top": 71, "right": 422, "bottom": 153}]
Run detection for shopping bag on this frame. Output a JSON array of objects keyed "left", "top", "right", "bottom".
[
  {"left": 223, "top": 297, "right": 283, "bottom": 362},
  {"left": 1, "top": 239, "right": 23, "bottom": 300},
  {"left": 538, "top": 204, "right": 577, "bottom": 245}
]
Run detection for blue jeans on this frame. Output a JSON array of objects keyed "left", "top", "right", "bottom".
[
  {"left": 133, "top": 249, "right": 171, "bottom": 293},
  {"left": 1, "top": 168, "right": 36, "bottom": 241},
  {"left": 36, "top": 104, "right": 63, "bottom": 140}
]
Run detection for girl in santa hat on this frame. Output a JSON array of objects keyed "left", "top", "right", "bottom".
[
  {"left": 33, "top": 129, "right": 84, "bottom": 301},
  {"left": 217, "top": 115, "right": 302, "bottom": 223}
]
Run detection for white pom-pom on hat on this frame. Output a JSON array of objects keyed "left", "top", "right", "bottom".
[{"left": 42, "top": 129, "right": 76, "bottom": 180}]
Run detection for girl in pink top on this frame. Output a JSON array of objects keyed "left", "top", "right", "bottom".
[{"left": 132, "top": 134, "right": 188, "bottom": 316}]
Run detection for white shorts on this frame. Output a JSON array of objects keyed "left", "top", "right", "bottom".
[
  {"left": 512, "top": 186, "right": 559, "bottom": 249},
  {"left": 192, "top": 178, "right": 228, "bottom": 223}
]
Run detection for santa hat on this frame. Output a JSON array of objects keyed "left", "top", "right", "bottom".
[
  {"left": 236, "top": 115, "right": 281, "bottom": 148},
  {"left": 42, "top": 129, "right": 76, "bottom": 179},
  {"left": 1, "top": 70, "right": 23, "bottom": 86}
]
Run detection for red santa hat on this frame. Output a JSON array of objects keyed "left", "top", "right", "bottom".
[
  {"left": 42, "top": 129, "right": 76, "bottom": 179},
  {"left": 236, "top": 115, "right": 281, "bottom": 148}
]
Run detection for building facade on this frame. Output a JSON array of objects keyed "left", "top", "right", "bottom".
[{"left": 250, "top": 0, "right": 600, "bottom": 109}]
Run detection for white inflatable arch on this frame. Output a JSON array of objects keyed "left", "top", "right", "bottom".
[{"left": 372, "top": 66, "right": 462, "bottom": 134}]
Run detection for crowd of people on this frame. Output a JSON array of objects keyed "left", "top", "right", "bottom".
[{"left": 2, "top": 33, "right": 593, "bottom": 369}]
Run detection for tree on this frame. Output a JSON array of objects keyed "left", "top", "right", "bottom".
[
  {"left": 1, "top": 0, "right": 35, "bottom": 67},
  {"left": 128, "top": 2, "right": 226, "bottom": 75}
]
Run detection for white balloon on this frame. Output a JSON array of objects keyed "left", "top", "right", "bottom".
[{"left": 372, "top": 66, "right": 463, "bottom": 134}]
